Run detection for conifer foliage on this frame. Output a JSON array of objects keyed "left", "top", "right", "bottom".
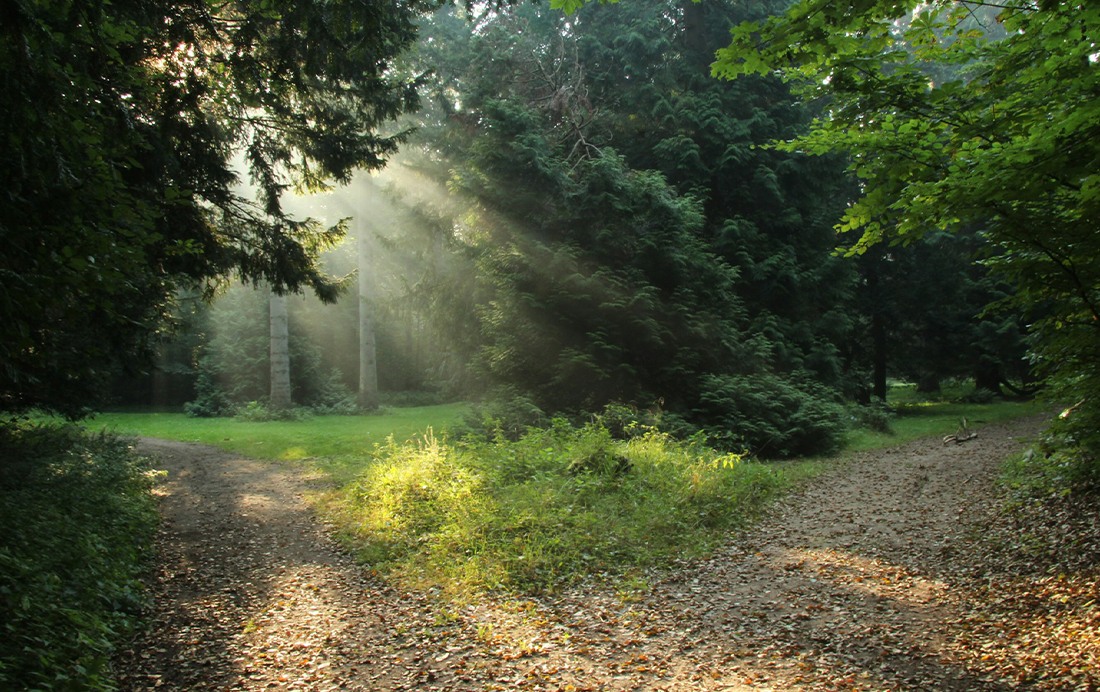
[
  {"left": 408, "top": 1, "right": 851, "bottom": 455},
  {"left": 0, "top": 0, "right": 433, "bottom": 418}
]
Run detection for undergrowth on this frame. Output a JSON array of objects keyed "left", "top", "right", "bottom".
[
  {"left": 319, "top": 420, "right": 806, "bottom": 597},
  {"left": 983, "top": 418, "right": 1100, "bottom": 573},
  {"left": 0, "top": 423, "right": 157, "bottom": 692}
]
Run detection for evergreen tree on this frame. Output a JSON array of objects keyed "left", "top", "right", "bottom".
[
  {"left": 573, "top": 0, "right": 858, "bottom": 390},
  {"left": 0, "top": 0, "right": 433, "bottom": 417},
  {"left": 404, "top": 4, "right": 848, "bottom": 455}
]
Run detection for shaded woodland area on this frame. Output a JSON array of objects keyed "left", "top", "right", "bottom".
[
  {"left": 111, "top": 0, "right": 1040, "bottom": 458},
  {"left": 2, "top": 0, "right": 1098, "bottom": 689}
]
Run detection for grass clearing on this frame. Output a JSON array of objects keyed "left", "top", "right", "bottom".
[
  {"left": 842, "top": 385, "right": 1044, "bottom": 453},
  {"left": 88, "top": 403, "right": 467, "bottom": 462},
  {"left": 89, "top": 393, "right": 1044, "bottom": 598}
]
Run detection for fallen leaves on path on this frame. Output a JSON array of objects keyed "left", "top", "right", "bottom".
[{"left": 115, "top": 418, "right": 1098, "bottom": 691}]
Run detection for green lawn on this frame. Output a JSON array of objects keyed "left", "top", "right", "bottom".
[
  {"left": 843, "top": 388, "right": 1047, "bottom": 453},
  {"left": 88, "top": 403, "right": 468, "bottom": 461}
]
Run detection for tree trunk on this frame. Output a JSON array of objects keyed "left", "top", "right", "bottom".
[
  {"left": 358, "top": 215, "right": 379, "bottom": 410},
  {"left": 872, "top": 310, "right": 887, "bottom": 401},
  {"left": 404, "top": 303, "right": 415, "bottom": 391},
  {"left": 269, "top": 288, "right": 292, "bottom": 410},
  {"left": 865, "top": 256, "right": 888, "bottom": 401},
  {"left": 916, "top": 373, "right": 941, "bottom": 393},
  {"left": 973, "top": 365, "right": 1002, "bottom": 395},
  {"left": 680, "top": 0, "right": 707, "bottom": 57}
]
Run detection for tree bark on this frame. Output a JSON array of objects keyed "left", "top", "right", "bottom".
[
  {"left": 358, "top": 215, "right": 379, "bottom": 411},
  {"left": 269, "top": 288, "right": 292, "bottom": 410},
  {"left": 872, "top": 310, "right": 887, "bottom": 401},
  {"left": 864, "top": 255, "right": 888, "bottom": 402}
]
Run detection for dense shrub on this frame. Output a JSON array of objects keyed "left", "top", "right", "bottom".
[
  {"left": 692, "top": 373, "right": 847, "bottom": 458},
  {"left": 453, "top": 389, "right": 549, "bottom": 441},
  {"left": 0, "top": 423, "right": 157, "bottom": 691},
  {"left": 378, "top": 390, "right": 453, "bottom": 408},
  {"left": 591, "top": 402, "right": 660, "bottom": 440},
  {"left": 845, "top": 400, "right": 895, "bottom": 434},
  {"left": 183, "top": 365, "right": 237, "bottom": 417},
  {"left": 233, "top": 401, "right": 314, "bottom": 422}
]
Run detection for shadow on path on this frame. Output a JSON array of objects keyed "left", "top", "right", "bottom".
[{"left": 115, "top": 419, "right": 1069, "bottom": 691}]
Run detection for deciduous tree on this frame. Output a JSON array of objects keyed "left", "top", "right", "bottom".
[{"left": 699, "top": 0, "right": 1098, "bottom": 450}]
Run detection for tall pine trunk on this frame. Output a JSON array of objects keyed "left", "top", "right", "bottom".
[
  {"left": 269, "top": 287, "right": 292, "bottom": 410},
  {"left": 358, "top": 215, "right": 379, "bottom": 410},
  {"left": 863, "top": 252, "right": 888, "bottom": 402}
]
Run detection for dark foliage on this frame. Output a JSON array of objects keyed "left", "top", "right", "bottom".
[
  {"left": 404, "top": 1, "right": 851, "bottom": 456},
  {"left": 0, "top": 0, "right": 433, "bottom": 417},
  {"left": 0, "top": 423, "right": 157, "bottom": 691}
]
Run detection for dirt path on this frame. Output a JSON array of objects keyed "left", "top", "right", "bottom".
[{"left": 115, "top": 417, "right": 1097, "bottom": 691}]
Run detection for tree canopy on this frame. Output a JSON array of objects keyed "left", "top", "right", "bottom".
[
  {"left": 0, "top": 0, "right": 432, "bottom": 417},
  {"left": 545, "top": 0, "right": 1096, "bottom": 451},
  {"left": 705, "top": 0, "right": 1099, "bottom": 450},
  {"left": 398, "top": 0, "right": 854, "bottom": 455}
]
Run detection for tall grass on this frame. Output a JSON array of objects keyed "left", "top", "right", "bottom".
[{"left": 319, "top": 422, "right": 813, "bottom": 596}]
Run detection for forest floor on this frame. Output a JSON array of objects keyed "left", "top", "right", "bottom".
[{"left": 114, "top": 417, "right": 1099, "bottom": 692}]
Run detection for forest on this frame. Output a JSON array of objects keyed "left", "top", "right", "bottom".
[
  {"left": 107, "top": 0, "right": 1043, "bottom": 453},
  {"left": 1, "top": 0, "right": 1097, "bottom": 690}
]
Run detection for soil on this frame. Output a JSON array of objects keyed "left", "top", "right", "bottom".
[{"left": 114, "top": 417, "right": 1099, "bottom": 692}]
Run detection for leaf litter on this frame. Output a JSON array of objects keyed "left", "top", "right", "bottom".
[{"left": 114, "top": 417, "right": 1097, "bottom": 691}]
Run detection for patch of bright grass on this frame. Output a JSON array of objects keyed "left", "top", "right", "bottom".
[
  {"left": 842, "top": 385, "right": 1043, "bottom": 453},
  {"left": 318, "top": 421, "right": 814, "bottom": 596},
  {"left": 87, "top": 403, "right": 468, "bottom": 462}
]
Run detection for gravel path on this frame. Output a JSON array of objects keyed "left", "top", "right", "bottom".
[{"left": 114, "top": 416, "right": 1097, "bottom": 691}]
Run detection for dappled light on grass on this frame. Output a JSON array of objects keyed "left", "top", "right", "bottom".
[
  {"left": 321, "top": 422, "right": 803, "bottom": 596},
  {"left": 279, "top": 446, "right": 310, "bottom": 460}
]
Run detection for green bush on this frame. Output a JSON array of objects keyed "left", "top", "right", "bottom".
[
  {"left": 1004, "top": 426, "right": 1100, "bottom": 498},
  {"left": 591, "top": 402, "right": 660, "bottom": 440},
  {"left": 232, "top": 400, "right": 314, "bottom": 422},
  {"left": 846, "top": 400, "right": 895, "bottom": 434},
  {"left": 0, "top": 423, "right": 157, "bottom": 691},
  {"left": 306, "top": 367, "right": 360, "bottom": 415},
  {"left": 565, "top": 423, "right": 632, "bottom": 476},
  {"left": 454, "top": 389, "right": 548, "bottom": 441},
  {"left": 692, "top": 373, "right": 846, "bottom": 458},
  {"left": 183, "top": 365, "right": 236, "bottom": 417},
  {"left": 961, "top": 387, "right": 997, "bottom": 404},
  {"left": 378, "top": 390, "right": 452, "bottom": 408}
]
